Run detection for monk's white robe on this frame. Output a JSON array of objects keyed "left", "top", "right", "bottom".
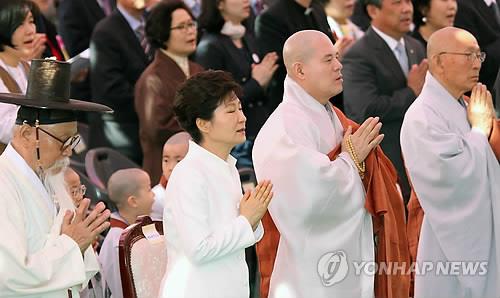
[
  {"left": 401, "top": 73, "right": 500, "bottom": 298},
  {"left": 252, "top": 76, "right": 374, "bottom": 298},
  {"left": 98, "top": 213, "right": 127, "bottom": 298},
  {"left": 0, "top": 144, "right": 100, "bottom": 298}
]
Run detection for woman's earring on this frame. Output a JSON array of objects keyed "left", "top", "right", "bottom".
[{"left": 422, "top": 16, "right": 427, "bottom": 23}]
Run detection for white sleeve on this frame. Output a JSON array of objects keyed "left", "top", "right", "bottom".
[
  {"left": 98, "top": 229, "right": 123, "bottom": 298},
  {"left": 253, "top": 221, "right": 264, "bottom": 242},
  {"left": 0, "top": 179, "right": 88, "bottom": 296},
  {"left": 0, "top": 102, "right": 18, "bottom": 144},
  {"left": 169, "top": 170, "right": 257, "bottom": 265}
]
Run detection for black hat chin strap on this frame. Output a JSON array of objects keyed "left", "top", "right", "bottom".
[
  {"left": 16, "top": 106, "right": 77, "bottom": 125},
  {"left": 34, "top": 115, "right": 43, "bottom": 172}
]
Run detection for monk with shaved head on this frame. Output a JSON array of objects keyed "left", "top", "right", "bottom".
[
  {"left": 253, "top": 30, "right": 408, "bottom": 298},
  {"left": 98, "top": 168, "right": 155, "bottom": 298},
  {"left": 150, "top": 131, "right": 191, "bottom": 220},
  {"left": 402, "top": 27, "right": 500, "bottom": 298}
]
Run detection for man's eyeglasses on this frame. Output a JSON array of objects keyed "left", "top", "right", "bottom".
[
  {"left": 171, "top": 21, "right": 197, "bottom": 32},
  {"left": 70, "top": 184, "right": 86, "bottom": 198},
  {"left": 436, "top": 51, "right": 486, "bottom": 63},
  {"left": 37, "top": 126, "right": 81, "bottom": 152}
]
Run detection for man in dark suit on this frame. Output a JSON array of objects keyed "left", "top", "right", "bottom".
[
  {"left": 255, "top": 0, "right": 333, "bottom": 112},
  {"left": 90, "top": 0, "right": 150, "bottom": 164},
  {"left": 58, "top": 0, "right": 115, "bottom": 57},
  {"left": 58, "top": 0, "right": 116, "bottom": 100},
  {"left": 342, "top": 0, "right": 427, "bottom": 202},
  {"left": 454, "top": 0, "right": 500, "bottom": 93}
]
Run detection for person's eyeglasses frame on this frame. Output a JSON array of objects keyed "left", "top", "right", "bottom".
[
  {"left": 170, "top": 21, "right": 197, "bottom": 32},
  {"left": 71, "top": 184, "right": 87, "bottom": 198},
  {"left": 435, "top": 51, "right": 486, "bottom": 63}
]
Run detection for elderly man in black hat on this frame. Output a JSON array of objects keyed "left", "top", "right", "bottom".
[{"left": 0, "top": 59, "right": 112, "bottom": 297}]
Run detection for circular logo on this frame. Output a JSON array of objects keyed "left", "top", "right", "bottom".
[{"left": 317, "top": 250, "right": 349, "bottom": 286}]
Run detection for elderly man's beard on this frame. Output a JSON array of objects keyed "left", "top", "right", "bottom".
[{"left": 40, "top": 157, "right": 76, "bottom": 211}]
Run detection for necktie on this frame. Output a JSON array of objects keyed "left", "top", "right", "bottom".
[
  {"left": 136, "top": 23, "right": 150, "bottom": 57},
  {"left": 395, "top": 42, "right": 409, "bottom": 77},
  {"left": 490, "top": 1, "right": 500, "bottom": 25}
]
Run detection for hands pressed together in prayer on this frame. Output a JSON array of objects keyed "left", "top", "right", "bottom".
[
  {"left": 252, "top": 52, "right": 279, "bottom": 88},
  {"left": 342, "top": 117, "right": 384, "bottom": 163},
  {"left": 240, "top": 180, "right": 274, "bottom": 231},
  {"left": 467, "top": 83, "right": 496, "bottom": 138},
  {"left": 335, "top": 37, "right": 354, "bottom": 59},
  {"left": 407, "top": 59, "right": 428, "bottom": 96},
  {"left": 61, "top": 199, "right": 111, "bottom": 253}
]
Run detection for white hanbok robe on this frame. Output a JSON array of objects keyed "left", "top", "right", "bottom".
[
  {"left": 150, "top": 183, "right": 166, "bottom": 221},
  {"left": 252, "top": 76, "right": 374, "bottom": 298},
  {"left": 98, "top": 213, "right": 127, "bottom": 298},
  {"left": 159, "top": 141, "right": 264, "bottom": 298},
  {"left": 0, "top": 144, "right": 100, "bottom": 297},
  {"left": 401, "top": 72, "right": 500, "bottom": 298}
]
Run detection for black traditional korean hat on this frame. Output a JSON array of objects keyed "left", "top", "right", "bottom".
[{"left": 0, "top": 59, "right": 112, "bottom": 125}]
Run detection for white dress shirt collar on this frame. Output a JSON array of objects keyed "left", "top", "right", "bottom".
[{"left": 371, "top": 25, "right": 405, "bottom": 52}]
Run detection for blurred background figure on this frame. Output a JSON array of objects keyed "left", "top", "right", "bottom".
[
  {"left": 99, "top": 168, "right": 154, "bottom": 298},
  {"left": 0, "top": 0, "right": 46, "bottom": 153},
  {"left": 342, "top": 0, "right": 427, "bottom": 202},
  {"left": 254, "top": 0, "right": 333, "bottom": 113},
  {"left": 135, "top": 0, "right": 202, "bottom": 183},
  {"left": 351, "top": 0, "right": 371, "bottom": 31},
  {"left": 319, "top": 0, "right": 365, "bottom": 61},
  {"left": 150, "top": 131, "right": 191, "bottom": 220},
  {"left": 320, "top": 0, "right": 364, "bottom": 42},
  {"left": 31, "top": 0, "right": 66, "bottom": 60},
  {"left": 454, "top": 0, "right": 500, "bottom": 94},
  {"left": 58, "top": 0, "right": 116, "bottom": 102},
  {"left": 65, "top": 167, "right": 86, "bottom": 207},
  {"left": 184, "top": 0, "right": 201, "bottom": 17},
  {"left": 89, "top": 0, "right": 151, "bottom": 164},
  {"left": 411, "top": 0, "right": 457, "bottom": 47},
  {"left": 196, "top": 0, "right": 278, "bottom": 167}
]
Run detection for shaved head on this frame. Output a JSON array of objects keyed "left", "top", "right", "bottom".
[
  {"left": 283, "top": 30, "right": 330, "bottom": 77},
  {"left": 108, "top": 168, "right": 149, "bottom": 207},
  {"left": 165, "top": 131, "right": 191, "bottom": 146},
  {"left": 427, "top": 27, "right": 481, "bottom": 98},
  {"left": 428, "top": 27, "right": 477, "bottom": 64},
  {"left": 162, "top": 132, "right": 190, "bottom": 181},
  {"left": 282, "top": 30, "right": 343, "bottom": 104},
  {"left": 64, "top": 167, "right": 79, "bottom": 184}
]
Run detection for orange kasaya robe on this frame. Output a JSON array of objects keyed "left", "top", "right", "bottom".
[
  {"left": 256, "top": 106, "right": 410, "bottom": 298},
  {"left": 406, "top": 118, "right": 500, "bottom": 296}
]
